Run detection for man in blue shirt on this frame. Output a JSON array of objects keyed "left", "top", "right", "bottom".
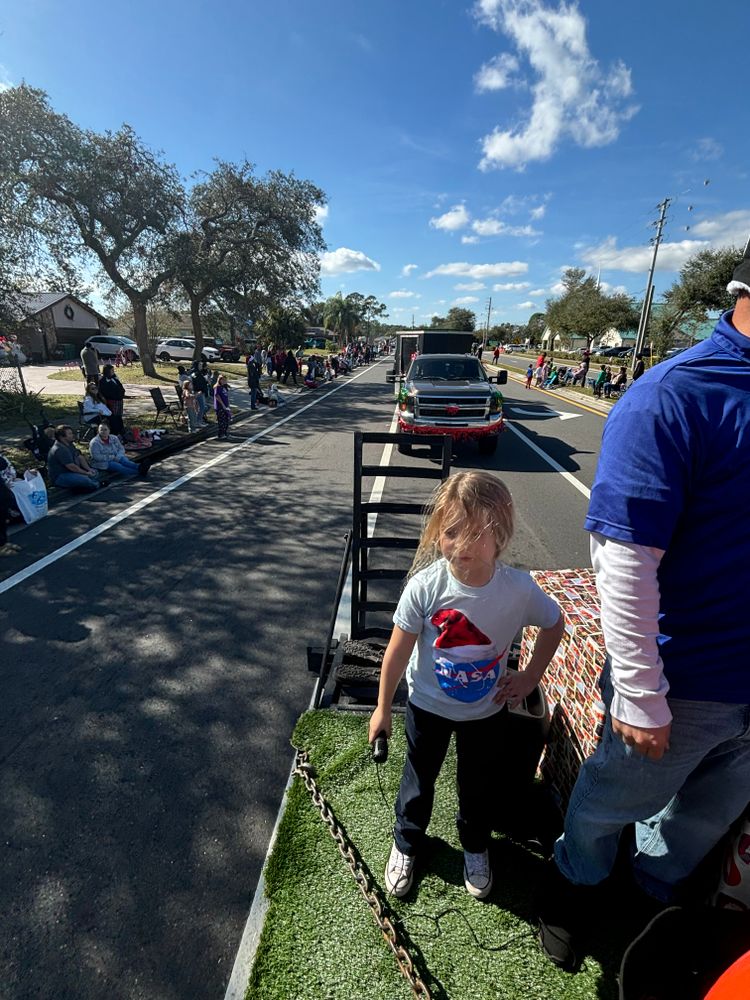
[{"left": 537, "top": 247, "right": 750, "bottom": 972}]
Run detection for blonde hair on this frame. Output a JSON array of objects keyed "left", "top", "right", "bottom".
[{"left": 409, "top": 471, "right": 514, "bottom": 577}]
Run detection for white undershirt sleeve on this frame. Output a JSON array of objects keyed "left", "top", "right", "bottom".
[{"left": 590, "top": 532, "right": 672, "bottom": 729}]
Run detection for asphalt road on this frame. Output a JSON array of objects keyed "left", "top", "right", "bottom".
[{"left": 0, "top": 360, "right": 606, "bottom": 1000}]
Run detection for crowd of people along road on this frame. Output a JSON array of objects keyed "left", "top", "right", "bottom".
[
  {"left": 244, "top": 341, "right": 375, "bottom": 401},
  {"left": 523, "top": 347, "right": 644, "bottom": 397},
  {"left": 367, "top": 248, "right": 750, "bottom": 982}
]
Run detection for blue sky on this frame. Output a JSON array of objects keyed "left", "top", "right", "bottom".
[{"left": 2, "top": 0, "right": 748, "bottom": 328}]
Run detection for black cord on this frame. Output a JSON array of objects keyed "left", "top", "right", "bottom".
[{"left": 373, "top": 757, "right": 534, "bottom": 958}]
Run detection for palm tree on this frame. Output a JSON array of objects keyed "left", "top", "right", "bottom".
[{"left": 323, "top": 293, "right": 358, "bottom": 341}]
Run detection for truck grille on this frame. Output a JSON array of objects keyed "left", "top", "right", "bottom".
[{"left": 416, "top": 393, "right": 490, "bottom": 422}]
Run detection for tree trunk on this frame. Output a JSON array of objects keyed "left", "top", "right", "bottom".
[
  {"left": 190, "top": 294, "right": 205, "bottom": 362},
  {"left": 132, "top": 298, "right": 156, "bottom": 376}
]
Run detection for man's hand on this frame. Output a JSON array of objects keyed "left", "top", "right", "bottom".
[{"left": 612, "top": 717, "right": 672, "bottom": 760}]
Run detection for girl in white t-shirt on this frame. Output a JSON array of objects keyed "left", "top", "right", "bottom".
[{"left": 369, "top": 471, "right": 563, "bottom": 900}]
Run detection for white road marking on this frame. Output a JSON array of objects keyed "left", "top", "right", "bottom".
[
  {"left": 504, "top": 405, "right": 581, "bottom": 421},
  {"left": 504, "top": 421, "right": 591, "bottom": 500},
  {"left": 222, "top": 404, "right": 400, "bottom": 1000},
  {"left": 0, "top": 364, "right": 377, "bottom": 597}
]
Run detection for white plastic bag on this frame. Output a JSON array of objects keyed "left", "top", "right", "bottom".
[{"left": 11, "top": 470, "right": 49, "bottom": 524}]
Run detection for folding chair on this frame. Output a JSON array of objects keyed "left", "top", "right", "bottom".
[
  {"left": 149, "top": 387, "right": 180, "bottom": 427},
  {"left": 76, "top": 401, "right": 98, "bottom": 442},
  {"left": 174, "top": 385, "right": 185, "bottom": 412}
]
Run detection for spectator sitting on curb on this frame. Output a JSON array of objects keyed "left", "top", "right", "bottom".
[
  {"left": 47, "top": 425, "right": 101, "bottom": 492},
  {"left": 90, "top": 421, "right": 148, "bottom": 478},
  {"left": 83, "top": 381, "right": 111, "bottom": 429}
]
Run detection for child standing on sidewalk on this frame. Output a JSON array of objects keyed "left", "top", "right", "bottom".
[
  {"left": 369, "top": 472, "right": 563, "bottom": 900},
  {"left": 525, "top": 363, "right": 534, "bottom": 388}
]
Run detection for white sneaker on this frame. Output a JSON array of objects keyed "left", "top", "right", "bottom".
[
  {"left": 464, "top": 849, "right": 493, "bottom": 899},
  {"left": 384, "top": 843, "right": 415, "bottom": 897}
]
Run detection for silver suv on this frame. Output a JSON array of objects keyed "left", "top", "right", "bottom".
[{"left": 155, "top": 338, "right": 220, "bottom": 362}]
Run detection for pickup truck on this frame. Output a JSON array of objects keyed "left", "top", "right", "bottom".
[{"left": 395, "top": 353, "right": 508, "bottom": 455}]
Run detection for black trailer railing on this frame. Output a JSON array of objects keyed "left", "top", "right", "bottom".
[{"left": 308, "top": 431, "right": 452, "bottom": 708}]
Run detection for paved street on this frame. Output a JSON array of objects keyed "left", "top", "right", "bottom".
[{"left": 0, "top": 360, "right": 607, "bottom": 1000}]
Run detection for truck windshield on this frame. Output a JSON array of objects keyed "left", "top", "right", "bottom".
[{"left": 408, "top": 358, "right": 485, "bottom": 381}]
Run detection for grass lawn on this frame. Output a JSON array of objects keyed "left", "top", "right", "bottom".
[
  {"left": 248, "top": 711, "right": 634, "bottom": 1000},
  {"left": 47, "top": 361, "right": 249, "bottom": 385}
]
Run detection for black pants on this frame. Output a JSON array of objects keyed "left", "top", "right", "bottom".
[{"left": 394, "top": 701, "right": 514, "bottom": 855}]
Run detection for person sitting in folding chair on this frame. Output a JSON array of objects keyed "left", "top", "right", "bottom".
[{"left": 82, "top": 382, "right": 111, "bottom": 431}]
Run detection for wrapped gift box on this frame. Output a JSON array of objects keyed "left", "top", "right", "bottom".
[{"left": 519, "top": 568, "right": 608, "bottom": 807}]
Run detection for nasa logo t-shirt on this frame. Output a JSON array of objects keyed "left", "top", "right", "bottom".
[{"left": 394, "top": 559, "right": 560, "bottom": 721}]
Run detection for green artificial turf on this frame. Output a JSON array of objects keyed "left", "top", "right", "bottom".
[{"left": 247, "top": 711, "right": 634, "bottom": 1000}]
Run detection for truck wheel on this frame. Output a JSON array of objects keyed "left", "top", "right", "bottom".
[{"left": 478, "top": 436, "right": 498, "bottom": 456}]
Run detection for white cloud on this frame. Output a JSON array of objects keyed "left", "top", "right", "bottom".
[
  {"left": 580, "top": 209, "right": 750, "bottom": 275},
  {"left": 474, "top": 52, "right": 520, "bottom": 92},
  {"left": 687, "top": 209, "right": 750, "bottom": 246},
  {"left": 549, "top": 281, "right": 566, "bottom": 295},
  {"left": 461, "top": 235, "right": 480, "bottom": 244},
  {"left": 493, "top": 281, "right": 531, "bottom": 291},
  {"left": 474, "top": 0, "right": 638, "bottom": 170},
  {"left": 389, "top": 290, "right": 420, "bottom": 299},
  {"left": 314, "top": 204, "right": 329, "bottom": 224},
  {"left": 401, "top": 263, "right": 419, "bottom": 276},
  {"left": 320, "top": 247, "right": 381, "bottom": 276},
  {"left": 472, "top": 218, "right": 541, "bottom": 237},
  {"left": 425, "top": 261, "right": 528, "bottom": 279},
  {"left": 529, "top": 204, "right": 546, "bottom": 220},
  {"left": 455, "top": 281, "right": 486, "bottom": 290},
  {"left": 0, "top": 64, "right": 12, "bottom": 92},
  {"left": 430, "top": 203, "right": 471, "bottom": 231},
  {"left": 692, "top": 137, "right": 723, "bottom": 162},
  {"left": 580, "top": 236, "right": 705, "bottom": 274},
  {"left": 516, "top": 300, "right": 537, "bottom": 309},
  {"left": 528, "top": 287, "right": 546, "bottom": 296},
  {"left": 454, "top": 296, "right": 480, "bottom": 305}
]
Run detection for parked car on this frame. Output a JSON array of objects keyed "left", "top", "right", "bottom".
[
  {"left": 84, "top": 334, "right": 140, "bottom": 361},
  {"left": 155, "top": 338, "right": 220, "bottom": 362},
  {"left": 663, "top": 347, "right": 687, "bottom": 360},
  {"left": 202, "top": 337, "right": 242, "bottom": 362}
]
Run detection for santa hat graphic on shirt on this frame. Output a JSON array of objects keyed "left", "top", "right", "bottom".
[{"left": 431, "top": 609, "right": 496, "bottom": 663}]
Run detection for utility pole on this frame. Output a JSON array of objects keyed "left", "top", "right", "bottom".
[
  {"left": 633, "top": 197, "right": 670, "bottom": 371},
  {"left": 483, "top": 297, "right": 492, "bottom": 351}
]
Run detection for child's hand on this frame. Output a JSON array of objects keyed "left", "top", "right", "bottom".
[
  {"left": 493, "top": 668, "right": 538, "bottom": 709},
  {"left": 368, "top": 705, "right": 392, "bottom": 744}
]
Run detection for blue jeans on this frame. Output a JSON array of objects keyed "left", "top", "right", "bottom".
[
  {"left": 555, "top": 670, "right": 750, "bottom": 900},
  {"left": 106, "top": 458, "right": 139, "bottom": 476},
  {"left": 249, "top": 386, "right": 258, "bottom": 408},
  {"left": 53, "top": 471, "right": 99, "bottom": 491},
  {"left": 196, "top": 393, "right": 208, "bottom": 421}
]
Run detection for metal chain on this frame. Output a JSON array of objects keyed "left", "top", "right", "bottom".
[{"left": 293, "top": 748, "right": 433, "bottom": 1000}]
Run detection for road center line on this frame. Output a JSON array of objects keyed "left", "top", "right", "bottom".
[
  {"left": 504, "top": 421, "right": 591, "bottom": 500},
  {"left": 0, "top": 363, "right": 378, "bottom": 597}
]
